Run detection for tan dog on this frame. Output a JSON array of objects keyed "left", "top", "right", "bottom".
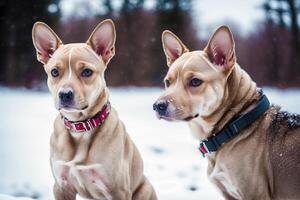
[
  {"left": 153, "top": 26, "right": 300, "bottom": 200},
  {"left": 32, "top": 19, "right": 157, "bottom": 200}
]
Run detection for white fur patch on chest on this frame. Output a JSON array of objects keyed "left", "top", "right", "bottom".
[{"left": 52, "top": 160, "right": 112, "bottom": 200}]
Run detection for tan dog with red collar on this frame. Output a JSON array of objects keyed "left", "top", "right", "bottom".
[
  {"left": 32, "top": 19, "right": 157, "bottom": 200},
  {"left": 153, "top": 26, "right": 300, "bottom": 199}
]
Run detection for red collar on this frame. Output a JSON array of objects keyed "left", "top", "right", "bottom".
[{"left": 61, "top": 102, "right": 111, "bottom": 133}]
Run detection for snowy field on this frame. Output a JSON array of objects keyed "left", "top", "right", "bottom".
[{"left": 0, "top": 86, "right": 300, "bottom": 200}]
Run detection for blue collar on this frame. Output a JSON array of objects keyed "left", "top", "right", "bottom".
[{"left": 199, "top": 94, "right": 270, "bottom": 157}]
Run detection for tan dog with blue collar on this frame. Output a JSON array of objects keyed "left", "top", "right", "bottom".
[
  {"left": 32, "top": 19, "right": 157, "bottom": 200},
  {"left": 153, "top": 26, "right": 300, "bottom": 199}
]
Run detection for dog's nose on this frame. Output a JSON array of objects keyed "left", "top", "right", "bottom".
[
  {"left": 153, "top": 101, "right": 169, "bottom": 115},
  {"left": 59, "top": 90, "right": 74, "bottom": 104}
]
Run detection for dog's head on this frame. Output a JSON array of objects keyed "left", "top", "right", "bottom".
[
  {"left": 153, "top": 26, "right": 236, "bottom": 123},
  {"left": 32, "top": 19, "right": 116, "bottom": 120}
]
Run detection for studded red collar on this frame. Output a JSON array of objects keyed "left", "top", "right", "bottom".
[{"left": 61, "top": 102, "right": 111, "bottom": 133}]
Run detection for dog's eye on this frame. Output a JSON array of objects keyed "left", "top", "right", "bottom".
[
  {"left": 165, "top": 80, "right": 170, "bottom": 87},
  {"left": 51, "top": 68, "right": 59, "bottom": 78},
  {"left": 81, "top": 69, "right": 93, "bottom": 77},
  {"left": 189, "top": 78, "right": 202, "bottom": 87}
]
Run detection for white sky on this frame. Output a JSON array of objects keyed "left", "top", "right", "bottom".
[
  {"left": 192, "top": 0, "right": 265, "bottom": 38},
  {"left": 59, "top": 0, "right": 265, "bottom": 38}
]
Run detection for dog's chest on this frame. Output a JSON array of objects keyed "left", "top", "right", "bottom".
[
  {"left": 51, "top": 132, "right": 112, "bottom": 199},
  {"left": 52, "top": 159, "right": 112, "bottom": 200}
]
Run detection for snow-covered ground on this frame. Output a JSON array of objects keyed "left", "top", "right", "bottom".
[{"left": 0, "top": 87, "right": 300, "bottom": 200}]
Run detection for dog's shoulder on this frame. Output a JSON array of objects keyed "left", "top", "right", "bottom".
[
  {"left": 50, "top": 115, "right": 71, "bottom": 149},
  {"left": 266, "top": 106, "right": 300, "bottom": 197},
  {"left": 267, "top": 105, "right": 300, "bottom": 147},
  {"left": 271, "top": 106, "right": 300, "bottom": 129}
]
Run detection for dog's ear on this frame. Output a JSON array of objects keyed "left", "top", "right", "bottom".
[
  {"left": 204, "top": 26, "right": 236, "bottom": 72},
  {"left": 162, "top": 30, "right": 189, "bottom": 67},
  {"left": 32, "top": 22, "right": 62, "bottom": 65},
  {"left": 86, "top": 19, "right": 116, "bottom": 65}
]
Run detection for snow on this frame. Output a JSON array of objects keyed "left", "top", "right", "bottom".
[{"left": 0, "top": 86, "right": 300, "bottom": 200}]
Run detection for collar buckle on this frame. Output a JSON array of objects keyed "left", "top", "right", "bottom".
[{"left": 199, "top": 140, "right": 209, "bottom": 157}]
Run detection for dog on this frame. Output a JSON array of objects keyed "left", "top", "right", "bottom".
[
  {"left": 32, "top": 19, "right": 157, "bottom": 200},
  {"left": 153, "top": 26, "right": 300, "bottom": 200}
]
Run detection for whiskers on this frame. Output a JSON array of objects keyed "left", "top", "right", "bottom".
[{"left": 173, "top": 105, "right": 185, "bottom": 118}]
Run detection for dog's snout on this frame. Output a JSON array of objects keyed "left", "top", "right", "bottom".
[
  {"left": 59, "top": 89, "right": 74, "bottom": 104},
  {"left": 153, "top": 101, "right": 169, "bottom": 115}
]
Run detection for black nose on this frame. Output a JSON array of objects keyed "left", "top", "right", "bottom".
[
  {"left": 153, "top": 101, "right": 169, "bottom": 115},
  {"left": 59, "top": 90, "right": 74, "bottom": 104}
]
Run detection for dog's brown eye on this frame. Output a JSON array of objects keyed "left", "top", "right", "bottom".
[
  {"left": 165, "top": 80, "right": 170, "bottom": 87},
  {"left": 189, "top": 78, "right": 202, "bottom": 87},
  {"left": 81, "top": 69, "right": 93, "bottom": 77},
  {"left": 51, "top": 68, "right": 59, "bottom": 78}
]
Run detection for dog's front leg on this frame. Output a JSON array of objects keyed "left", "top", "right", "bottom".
[
  {"left": 53, "top": 183, "right": 76, "bottom": 200},
  {"left": 132, "top": 178, "right": 157, "bottom": 200},
  {"left": 113, "top": 190, "right": 132, "bottom": 200},
  {"left": 222, "top": 193, "right": 238, "bottom": 200},
  {"left": 211, "top": 180, "right": 237, "bottom": 200}
]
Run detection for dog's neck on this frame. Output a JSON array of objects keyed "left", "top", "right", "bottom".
[
  {"left": 61, "top": 88, "right": 110, "bottom": 138},
  {"left": 209, "top": 65, "right": 262, "bottom": 135},
  {"left": 60, "top": 87, "right": 119, "bottom": 161},
  {"left": 61, "top": 106, "right": 119, "bottom": 165},
  {"left": 88, "top": 88, "right": 110, "bottom": 120},
  {"left": 189, "top": 64, "right": 260, "bottom": 141}
]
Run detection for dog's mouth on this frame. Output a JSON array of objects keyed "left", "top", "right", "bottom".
[
  {"left": 157, "top": 115, "right": 175, "bottom": 121},
  {"left": 58, "top": 104, "right": 88, "bottom": 112},
  {"left": 157, "top": 113, "right": 199, "bottom": 122},
  {"left": 183, "top": 113, "right": 199, "bottom": 121}
]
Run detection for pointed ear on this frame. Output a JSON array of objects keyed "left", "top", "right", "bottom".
[
  {"left": 204, "top": 26, "right": 236, "bottom": 72},
  {"left": 32, "top": 22, "right": 62, "bottom": 64},
  {"left": 162, "top": 30, "right": 189, "bottom": 67},
  {"left": 86, "top": 19, "right": 116, "bottom": 65}
]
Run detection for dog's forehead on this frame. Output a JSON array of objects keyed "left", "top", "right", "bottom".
[
  {"left": 167, "top": 51, "right": 215, "bottom": 78},
  {"left": 48, "top": 43, "right": 102, "bottom": 66}
]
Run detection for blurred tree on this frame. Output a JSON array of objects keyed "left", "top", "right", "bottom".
[
  {"left": 2, "top": 0, "right": 298, "bottom": 88},
  {"left": 0, "top": 0, "right": 60, "bottom": 87},
  {"left": 121, "top": 0, "right": 144, "bottom": 12},
  {"left": 92, "top": 0, "right": 200, "bottom": 86},
  {"left": 97, "top": 0, "right": 154, "bottom": 86},
  {"left": 150, "top": 0, "right": 199, "bottom": 85},
  {"left": 262, "top": 1, "right": 281, "bottom": 83},
  {"left": 262, "top": 0, "right": 300, "bottom": 85},
  {"left": 155, "top": 0, "right": 192, "bottom": 33},
  {"left": 104, "top": 0, "right": 113, "bottom": 13},
  {"left": 286, "top": 0, "right": 300, "bottom": 80}
]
